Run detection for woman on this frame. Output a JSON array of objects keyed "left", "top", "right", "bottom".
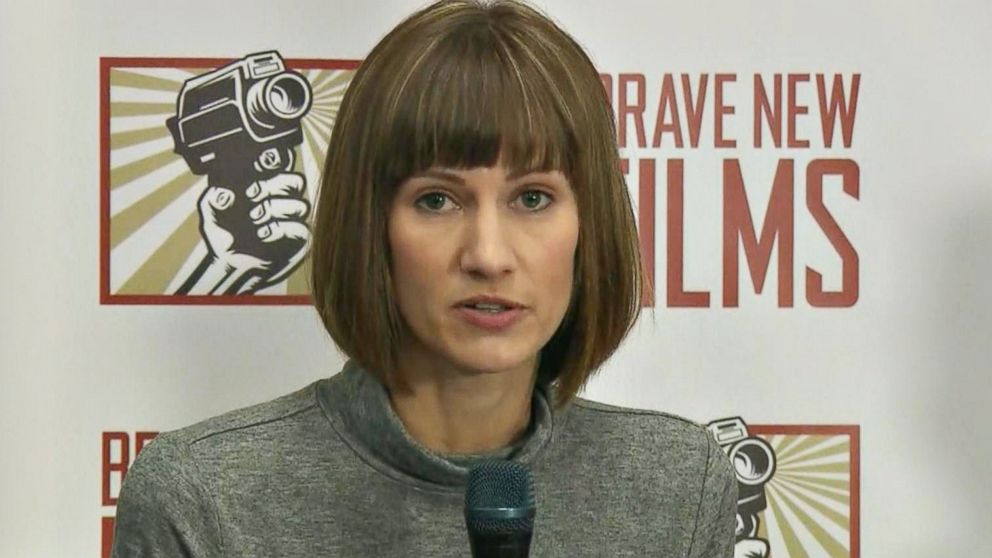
[{"left": 112, "top": 1, "right": 737, "bottom": 556}]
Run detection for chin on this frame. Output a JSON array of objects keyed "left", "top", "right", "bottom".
[{"left": 448, "top": 345, "right": 536, "bottom": 376}]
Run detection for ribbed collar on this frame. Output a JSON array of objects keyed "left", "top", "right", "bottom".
[{"left": 316, "top": 360, "right": 561, "bottom": 492}]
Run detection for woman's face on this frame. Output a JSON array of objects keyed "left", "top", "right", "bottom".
[{"left": 388, "top": 161, "right": 579, "bottom": 377}]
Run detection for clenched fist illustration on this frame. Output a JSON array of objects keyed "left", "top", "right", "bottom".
[
  {"left": 735, "top": 538, "right": 770, "bottom": 558},
  {"left": 177, "top": 173, "right": 311, "bottom": 295}
]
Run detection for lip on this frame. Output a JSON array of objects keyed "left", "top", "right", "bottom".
[
  {"left": 454, "top": 295, "right": 526, "bottom": 309},
  {"left": 454, "top": 306, "right": 526, "bottom": 331}
]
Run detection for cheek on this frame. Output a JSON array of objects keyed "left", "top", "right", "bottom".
[
  {"left": 388, "top": 216, "right": 447, "bottom": 321},
  {"left": 532, "top": 219, "right": 580, "bottom": 312}
]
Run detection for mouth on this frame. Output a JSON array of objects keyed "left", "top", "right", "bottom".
[
  {"left": 454, "top": 295, "right": 526, "bottom": 313},
  {"left": 453, "top": 296, "right": 527, "bottom": 331}
]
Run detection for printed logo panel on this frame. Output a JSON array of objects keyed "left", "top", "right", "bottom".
[
  {"left": 709, "top": 419, "right": 860, "bottom": 558},
  {"left": 100, "top": 54, "right": 358, "bottom": 304},
  {"left": 101, "top": 56, "right": 861, "bottom": 308}
]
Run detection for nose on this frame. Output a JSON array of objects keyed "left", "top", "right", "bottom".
[{"left": 459, "top": 205, "right": 515, "bottom": 280}]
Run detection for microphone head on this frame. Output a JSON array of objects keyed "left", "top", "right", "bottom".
[{"left": 464, "top": 460, "right": 536, "bottom": 536}]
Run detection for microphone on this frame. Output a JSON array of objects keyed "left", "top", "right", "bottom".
[{"left": 464, "top": 461, "right": 536, "bottom": 558}]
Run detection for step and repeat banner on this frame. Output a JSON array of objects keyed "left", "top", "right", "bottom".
[{"left": 1, "top": 1, "right": 989, "bottom": 556}]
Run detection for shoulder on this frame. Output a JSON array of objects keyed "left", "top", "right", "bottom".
[
  {"left": 561, "top": 397, "right": 735, "bottom": 486},
  {"left": 134, "top": 381, "right": 327, "bottom": 479},
  {"left": 567, "top": 397, "right": 714, "bottom": 455},
  {"left": 169, "top": 381, "right": 321, "bottom": 445}
]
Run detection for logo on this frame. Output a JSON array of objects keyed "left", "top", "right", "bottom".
[
  {"left": 99, "top": 53, "right": 358, "bottom": 304},
  {"left": 708, "top": 418, "right": 860, "bottom": 558}
]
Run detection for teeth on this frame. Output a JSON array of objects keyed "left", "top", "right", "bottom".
[{"left": 471, "top": 303, "right": 507, "bottom": 312}]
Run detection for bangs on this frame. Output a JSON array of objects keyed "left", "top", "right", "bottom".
[{"left": 372, "top": 18, "right": 579, "bottom": 188}]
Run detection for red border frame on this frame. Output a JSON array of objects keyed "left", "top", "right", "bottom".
[
  {"left": 748, "top": 423, "right": 860, "bottom": 558},
  {"left": 99, "top": 56, "right": 361, "bottom": 306}
]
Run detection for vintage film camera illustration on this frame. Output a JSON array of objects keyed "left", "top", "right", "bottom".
[
  {"left": 166, "top": 51, "right": 312, "bottom": 293},
  {"left": 707, "top": 417, "right": 777, "bottom": 550}
]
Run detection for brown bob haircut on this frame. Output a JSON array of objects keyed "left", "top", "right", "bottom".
[{"left": 311, "top": 0, "right": 644, "bottom": 409}]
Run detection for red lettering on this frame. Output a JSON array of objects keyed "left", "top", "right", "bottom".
[
  {"left": 101, "top": 431, "right": 158, "bottom": 506},
  {"left": 754, "top": 74, "right": 783, "bottom": 148},
  {"left": 667, "top": 159, "right": 710, "bottom": 307},
  {"left": 136, "top": 431, "right": 157, "bottom": 454},
  {"left": 817, "top": 74, "right": 861, "bottom": 148},
  {"left": 714, "top": 74, "right": 737, "bottom": 148},
  {"left": 652, "top": 74, "right": 684, "bottom": 148},
  {"left": 787, "top": 74, "right": 810, "bottom": 148},
  {"left": 102, "top": 432, "right": 129, "bottom": 506},
  {"left": 681, "top": 74, "right": 708, "bottom": 148},
  {"left": 722, "top": 160, "right": 795, "bottom": 307},
  {"left": 101, "top": 516, "right": 116, "bottom": 558},
  {"left": 618, "top": 73, "right": 647, "bottom": 148},
  {"left": 806, "top": 159, "right": 860, "bottom": 306}
]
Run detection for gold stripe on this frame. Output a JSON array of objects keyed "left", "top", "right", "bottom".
[
  {"left": 312, "top": 92, "right": 341, "bottom": 105},
  {"left": 309, "top": 101, "right": 338, "bottom": 115},
  {"left": 306, "top": 116, "right": 335, "bottom": 137},
  {"left": 777, "top": 482, "right": 850, "bottom": 531},
  {"left": 313, "top": 70, "right": 354, "bottom": 97},
  {"left": 110, "top": 149, "right": 179, "bottom": 190},
  {"left": 312, "top": 91, "right": 343, "bottom": 106},
  {"left": 111, "top": 101, "right": 176, "bottom": 117},
  {"left": 780, "top": 440, "right": 850, "bottom": 466},
  {"left": 778, "top": 462, "right": 849, "bottom": 475},
  {"left": 110, "top": 171, "right": 200, "bottom": 248},
  {"left": 757, "top": 510, "right": 768, "bottom": 541},
  {"left": 293, "top": 145, "right": 304, "bottom": 174},
  {"left": 302, "top": 119, "right": 329, "bottom": 173},
  {"left": 773, "top": 484, "right": 849, "bottom": 556},
  {"left": 310, "top": 108, "right": 338, "bottom": 123},
  {"left": 307, "top": 108, "right": 337, "bottom": 128},
  {"left": 304, "top": 111, "right": 334, "bottom": 134},
  {"left": 313, "top": 94, "right": 340, "bottom": 107},
  {"left": 777, "top": 476, "right": 850, "bottom": 506},
  {"left": 314, "top": 83, "right": 346, "bottom": 97},
  {"left": 774, "top": 473, "right": 850, "bottom": 491},
  {"left": 286, "top": 255, "right": 312, "bottom": 296},
  {"left": 116, "top": 211, "right": 201, "bottom": 295},
  {"left": 110, "top": 126, "right": 172, "bottom": 150},
  {"left": 309, "top": 69, "right": 336, "bottom": 91},
  {"left": 777, "top": 435, "right": 830, "bottom": 463},
  {"left": 314, "top": 89, "right": 346, "bottom": 104},
  {"left": 767, "top": 485, "right": 810, "bottom": 558},
  {"left": 110, "top": 69, "right": 183, "bottom": 92},
  {"left": 773, "top": 435, "right": 804, "bottom": 458}
]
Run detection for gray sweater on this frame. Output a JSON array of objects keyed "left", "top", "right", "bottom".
[{"left": 112, "top": 361, "right": 737, "bottom": 557}]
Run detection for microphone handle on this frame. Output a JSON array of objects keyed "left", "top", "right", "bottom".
[{"left": 468, "top": 531, "right": 532, "bottom": 558}]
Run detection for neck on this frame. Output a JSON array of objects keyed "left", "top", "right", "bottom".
[{"left": 386, "top": 344, "right": 537, "bottom": 455}]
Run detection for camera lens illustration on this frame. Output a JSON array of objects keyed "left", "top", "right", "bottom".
[
  {"left": 247, "top": 73, "right": 312, "bottom": 128},
  {"left": 728, "top": 437, "right": 776, "bottom": 486}
]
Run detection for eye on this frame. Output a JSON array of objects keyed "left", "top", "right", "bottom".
[
  {"left": 415, "top": 192, "right": 458, "bottom": 212},
  {"left": 514, "top": 190, "right": 553, "bottom": 211}
]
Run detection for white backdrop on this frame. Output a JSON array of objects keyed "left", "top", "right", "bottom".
[{"left": 1, "top": 0, "right": 990, "bottom": 556}]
